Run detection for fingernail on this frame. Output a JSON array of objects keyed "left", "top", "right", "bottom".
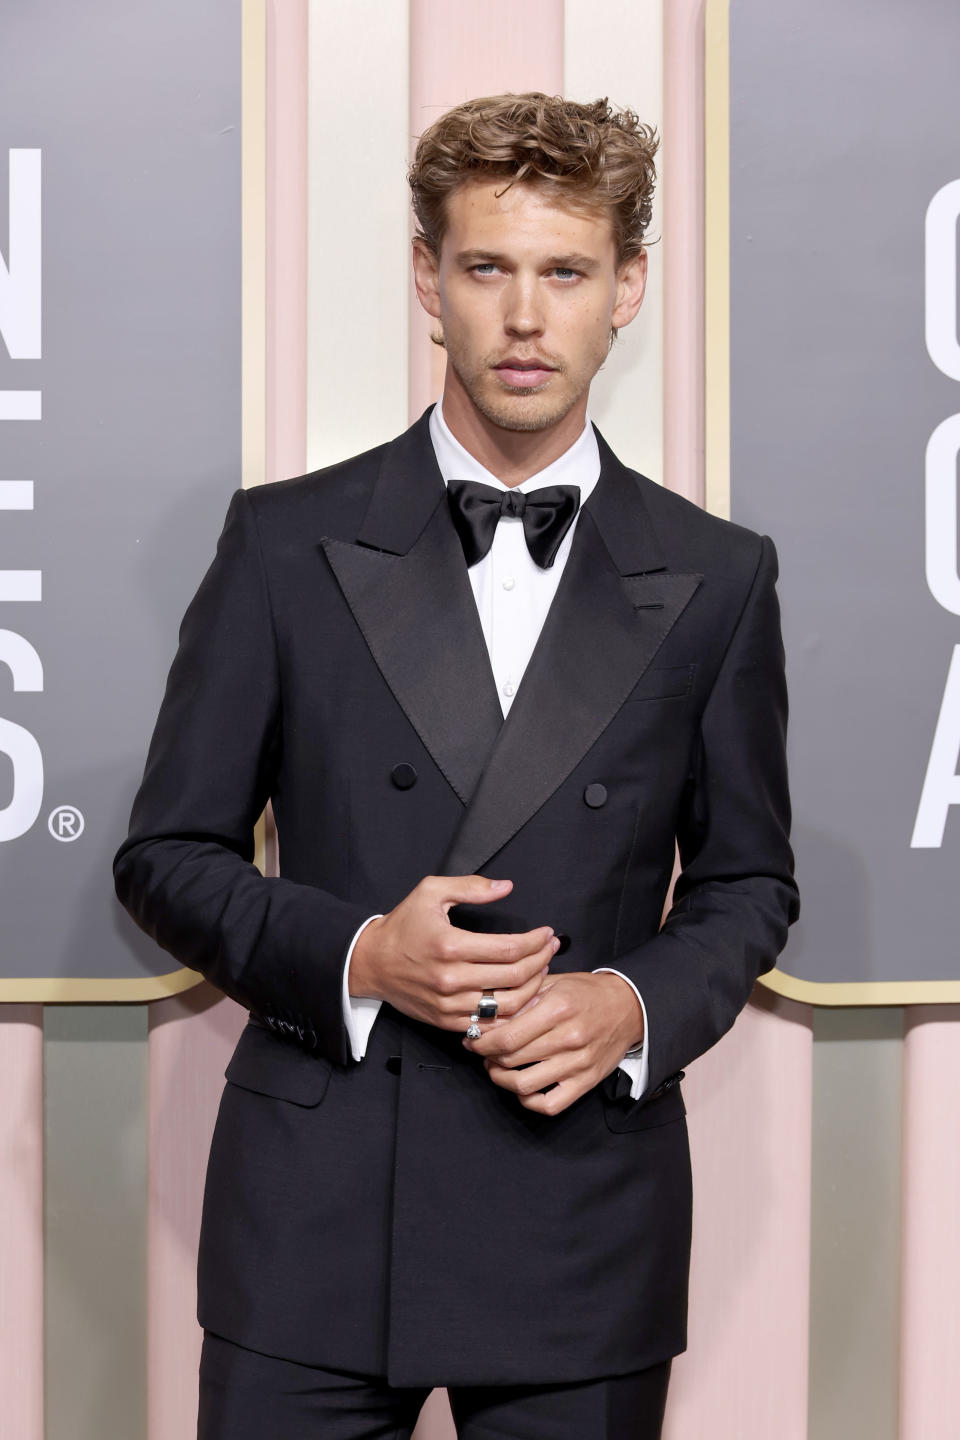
[
  {"left": 551, "top": 937, "right": 561, "bottom": 953},
  {"left": 489, "top": 878, "right": 510, "bottom": 890}
]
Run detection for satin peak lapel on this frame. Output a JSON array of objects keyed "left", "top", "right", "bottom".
[
  {"left": 442, "top": 437, "right": 701, "bottom": 876},
  {"left": 320, "top": 413, "right": 503, "bottom": 805}
]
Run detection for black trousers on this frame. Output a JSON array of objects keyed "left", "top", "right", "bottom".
[{"left": 198, "top": 1330, "right": 672, "bottom": 1440}]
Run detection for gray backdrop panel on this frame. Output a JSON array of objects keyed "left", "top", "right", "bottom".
[
  {"left": 0, "top": 0, "right": 240, "bottom": 984},
  {"left": 729, "top": 0, "right": 960, "bottom": 985}
]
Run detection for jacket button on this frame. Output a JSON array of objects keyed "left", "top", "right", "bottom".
[
  {"left": 391, "top": 762, "right": 418, "bottom": 790},
  {"left": 554, "top": 932, "right": 571, "bottom": 954},
  {"left": 583, "top": 782, "right": 608, "bottom": 808}
]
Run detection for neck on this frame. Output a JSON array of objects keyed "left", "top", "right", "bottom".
[{"left": 439, "top": 375, "right": 588, "bottom": 487}]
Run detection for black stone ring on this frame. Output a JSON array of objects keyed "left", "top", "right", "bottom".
[{"left": 477, "top": 991, "right": 499, "bottom": 1021}]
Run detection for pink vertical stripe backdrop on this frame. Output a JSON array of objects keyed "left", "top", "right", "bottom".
[
  {"left": 0, "top": 1006, "right": 44, "bottom": 1440},
  {"left": 407, "top": 0, "right": 564, "bottom": 422},
  {"left": 900, "top": 1008, "right": 960, "bottom": 1439}
]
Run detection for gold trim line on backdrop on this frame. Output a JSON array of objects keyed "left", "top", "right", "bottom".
[
  {"left": 0, "top": 968, "right": 203, "bottom": 1003},
  {"left": 6, "top": 966, "right": 960, "bottom": 1006}
]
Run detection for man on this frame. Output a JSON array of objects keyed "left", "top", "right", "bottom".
[{"left": 115, "top": 93, "right": 799, "bottom": 1439}]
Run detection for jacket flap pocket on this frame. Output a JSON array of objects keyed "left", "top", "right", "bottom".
[
  {"left": 624, "top": 665, "right": 695, "bottom": 703},
  {"left": 601, "top": 1077, "right": 686, "bottom": 1134},
  {"left": 224, "top": 1021, "right": 332, "bottom": 1107}
]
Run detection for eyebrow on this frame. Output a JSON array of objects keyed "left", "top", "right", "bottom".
[{"left": 454, "top": 249, "right": 600, "bottom": 273}]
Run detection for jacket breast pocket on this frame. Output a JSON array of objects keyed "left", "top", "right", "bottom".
[
  {"left": 623, "top": 665, "right": 695, "bottom": 704},
  {"left": 224, "top": 1019, "right": 333, "bottom": 1108}
]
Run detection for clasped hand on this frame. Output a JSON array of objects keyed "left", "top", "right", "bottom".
[{"left": 349, "top": 873, "right": 644, "bottom": 1116}]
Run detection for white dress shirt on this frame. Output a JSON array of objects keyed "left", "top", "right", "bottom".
[{"left": 339, "top": 401, "right": 650, "bottom": 1099}]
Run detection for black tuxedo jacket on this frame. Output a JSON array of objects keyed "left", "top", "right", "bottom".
[{"left": 114, "top": 406, "right": 798, "bottom": 1387}]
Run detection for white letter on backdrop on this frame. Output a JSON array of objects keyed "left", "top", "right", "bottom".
[
  {"left": 925, "top": 414, "right": 960, "bottom": 616},
  {"left": 926, "top": 178, "right": 960, "bottom": 382},
  {"left": 0, "top": 149, "right": 42, "bottom": 360},
  {"left": 0, "top": 629, "right": 43, "bottom": 842},
  {"left": 912, "top": 645, "right": 960, "bottom": 848}
]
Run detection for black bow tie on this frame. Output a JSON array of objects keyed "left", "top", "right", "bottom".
[{"left": 446, "top": 478, "right": 581, "bottom": 570}]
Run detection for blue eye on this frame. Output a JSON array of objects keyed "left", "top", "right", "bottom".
[{"left": 554, "top": 268, "right": 577, "bottom": 280}]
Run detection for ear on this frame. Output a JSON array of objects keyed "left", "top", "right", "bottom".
[
  {"left": 412, "top": 237, "right": 442, "bottom": 320},
  {"left": 611, "top": 249, "right": 647, "bottom": 331}
]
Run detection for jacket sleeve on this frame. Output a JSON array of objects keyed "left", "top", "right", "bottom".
[
  {"left": 613, "top": 533, "right": 800, "bottom": 1102},
  {"left": 113, "top": 487, "right": 372, "bottom": 1065}
]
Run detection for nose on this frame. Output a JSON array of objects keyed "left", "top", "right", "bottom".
[{"left": 502, "top": 273, "right": 544, "bottom": 339}]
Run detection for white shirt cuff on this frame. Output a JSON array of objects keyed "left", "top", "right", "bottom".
[
  {"left": 593, "top": 967, "right": 649, "bottom": 1100},
  {"left": 341, "top": 914, "right": 384, "bottom": 1062}
]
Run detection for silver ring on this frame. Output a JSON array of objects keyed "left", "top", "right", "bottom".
[
  {"left": 477, "top": 990, "right": 498, "bottom": 1021},
  {"left": 466, "top": 1014, "right": 482, "bottom": 1041}
]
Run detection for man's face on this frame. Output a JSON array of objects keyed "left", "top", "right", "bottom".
[{"left": 413, "top": 178, "right": 646, "bottom": 435}]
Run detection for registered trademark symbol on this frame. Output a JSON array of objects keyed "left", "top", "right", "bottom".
[{"left": 48, "top": 805, "right": 85, "bottom": 842}]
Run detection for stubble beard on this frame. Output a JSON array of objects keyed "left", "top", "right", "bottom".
[{"left": 448, "top": 353, "right": 586, "bottom": 434}]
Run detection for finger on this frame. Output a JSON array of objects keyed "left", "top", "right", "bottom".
[
  {"left": 517, "top": 1077, "right": 585, "bottom": 1117},
  {"left": 488, "top": 966, "right": 552, "bottom": 1018},
  {"left": 481, "top": 1030, "right": 587, "bottom": 1070},
  {"left": 444, "top": 926, "right": 557, "bottom": 968},
  {"left": 423, "top": 874, "right": 514, "bottom": 912},
  {"left": 466, "top": 988, "right": 561, "bottom": 1056},
  {"left": 484, "top": 1053, "right": 571, "bottom": 1097},
  {"left": 447, "top": 964, "right": 549, "bottom": 1028},
  {"left": 453, "top": 933, "right": 558, "bottom": 993}
]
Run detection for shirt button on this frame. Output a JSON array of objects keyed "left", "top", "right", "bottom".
[
  {"left": 502, "top": 577, "right": 516, "bottom": 591},
  {"left": 502, "top": 680, "right": 515, "bottom": 698}
]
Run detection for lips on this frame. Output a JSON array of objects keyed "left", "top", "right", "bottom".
[{"left": 494, "top": 359, "right": 557, "bottom": 389}]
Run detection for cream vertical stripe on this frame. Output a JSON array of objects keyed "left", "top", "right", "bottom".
[
  {"left": 266, "top": 0, "right": 308, "bottom": 485},
  {"left": 0, "top": 1007, "right": 43, "bottom": 1440},
  {"left": 664, "top": 0, "right": 707, "bottom": 507},
  {"left": 306, "top": 0, "right": 409, "bottom": 469},
  {"left": 563, "top": 0, "right": 664, "bottom": 483},
  {"left": 809, "top": 1010, "right": 903, "bottom": 1440},
  {"left": 44, "top": 1006, "right": 147, "bottom": 1440}
]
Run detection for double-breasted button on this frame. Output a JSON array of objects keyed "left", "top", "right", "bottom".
[
  {"left": 554, "top": 932, "right": 571, "bottom": 954},
  {"left": 391, "top": 762, "right": 418, "bottom": 790},
  {"left": 583, "top": 782, "right": 608, "bottom": 808}
]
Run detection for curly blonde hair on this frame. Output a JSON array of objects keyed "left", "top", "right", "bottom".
[{"left": 408, "top": 92, "right": 659, "bottom": 266}]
